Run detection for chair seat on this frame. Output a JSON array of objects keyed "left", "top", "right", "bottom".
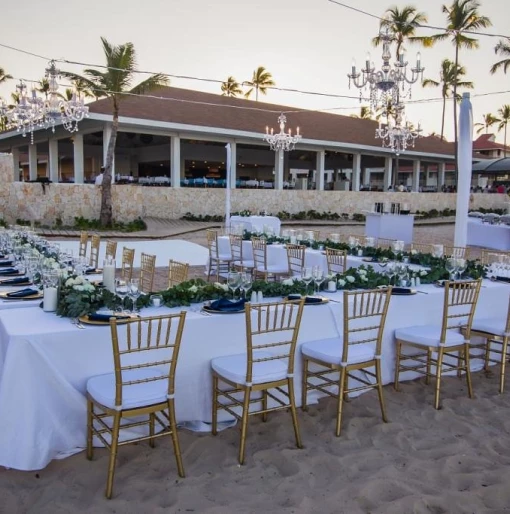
[
  {"left": 213, "top": 254, "right": 232, "bottom": 261},
  {"left": 395, "top": 325, "right": 465, "bottom": 347},
  {"left": 233, "top": 259, "right": 255, "bottom": 268},
  {"left": 471, "top": 318, "right": 507, "bottom": 338},
  {"left": 301, "top": 338, "right": 376, "bottom": 366},
  {"left": 87, "top": 368, "right": 168, "bottom": 410},
  {"left": 256, "top": 264, "right": 289, "bottom": 274},
  {"left": 211, "top": 351, "right": 288, "bottom": 386}
]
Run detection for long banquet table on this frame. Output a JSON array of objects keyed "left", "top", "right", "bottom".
[
  {"left": 230, "top": 215, "right": 281, "bottom": 236},
  {"left": 0, "top": 280, "right": 508, "bottom": 471},
  {"left": 467, "top": 219, "right": 510, "bottom": 251}
]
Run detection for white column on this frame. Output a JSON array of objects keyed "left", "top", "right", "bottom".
[
  {"left": 170, "top": 135, "right": 181, "bottom": 188},
  {"left": 48, "top": 139, "right": 59, "bottom": 183},
  {"left": 28, "top": 145, "right": 38, "bottom": 181},
  {"left": 73, "top": 133, "right": 84, "bottom": 184},
  {"left": 438, "top": 162, "right": 446, "bottom": 188},
  {"left": 316, "top": 150, "right": 325, "bottom": 191},
  {"left": 11, "top": 148, "right": 20, "bottom": 181},
  {"left": 103, "top": 123, "right": 115, "bottom": 182},
  {"left": 274, "top": 150, "right": 284, "bottom": 190},
  {"left": 412, "top": 160, "right": 421, "bottom": 192},
  {"left": 352, "top": 153, "right": 361, "bottom": 192},
  {"left": 229, "top": 142, "right": 237, "bottom": 189},
  {"left": 383, "top": 157, "right": 392, "bottom": 191}
]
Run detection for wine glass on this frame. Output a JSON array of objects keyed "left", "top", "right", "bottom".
[
  {"left": 128, "top": 278, "right": 141, "bottom": 313},
  {"left": 456, "top": 258, "right": 467, "bottom": 280},
  {"left": 445, "top": 258, "right": 458, "bottom": 281},
  {"left": 301, "top": 267, "right": 313, "bottom": 295},
  {"left": 227, "top": 271, "right": 241, "bottom": 301},
  {"left": 239, "top": 272, "right": 252, "bottom": 300},
  {"left": 312, "top": 266, "right": 324, "bottom": 295},
  {"left": 115, "top": 279, "right": 129, "bottom": 313}
]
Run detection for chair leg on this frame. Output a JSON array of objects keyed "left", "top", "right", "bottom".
[
  {"left": 238, "top": 387, "right": 251, "bottom": 465},
  {"left": 261, "top": 390, "right": 268, "bottom": 422},
  {"left": 105, "top": 412, "right": 121, "bottom": 499},
  {"left": 375, "top": 360, "right": 388, "bottom": 423},
  {"left": 425, "top": 348, "right": 432, "bottom": 385},
  {"left": 434, "top": 350, "right": 444, "bottom": 410},
  {"left": 86, "top": 399, "right": 94, "bottom": 461},
  {"left": 394, "top": 341, "right": 401, "bottom": 391},
  {"left": 335, "top": 368, "right": 347, "bottom": 437},
  {"left": 301, "top": 358, "right": 309, "bottom": 411},
  {"left": 207, "top": 258, "right": 212, "bottom": 282},
  {"left": 464, "top": 345, "right": 474, "bottom": 400},
  {"left": 149, "top": 413, "right": 155, "bottom": 448},
  {"left": 500, "top": 338, "right": 509, "bottom": 394},
  {"left": 168, "top": 399, "right": 185, "bottom": 478},
  {"left": 212, "top": 375, "right": 218, "bottom": 436},
  {"left": 484, "top": 338, "right": 491, "bottom": 371},
  {"left": 457, "top": 349, "right": 464, "bottom": 379},
  {"left": 287, "top": 378, "right": 303, "bottom": 449}
]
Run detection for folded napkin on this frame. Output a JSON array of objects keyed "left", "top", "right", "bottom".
[
  {"left": 88, "top": 313, "right": 131, "bottom": 322},
  {"left": 287, "top": 294, "right": 323, "bottom": 304},
  {"left": 0, "top": 277, "right": 30, "bottom": 285},
  {"left": 494, "top": 276, "right": 510, "bottom": 283},
  {"left": 0, "top": 260, "right": 13, "bottom": 267},
  {"left": 0, "top": 268, "right": 17, "bottom": 275},
  {"left": 6, "top": 287, "right": 39, "bottom": 298},
  {"left": 392, "top": 287, "right": 413, "bottom": 295},
  {"left": 85, "top": 267, "right": 97, "bottom": 274},
  {"left": 208, "top": 298, "right": 246, "bottom": 312}
]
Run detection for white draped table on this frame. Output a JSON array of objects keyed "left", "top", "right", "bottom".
[
  {"left": 467, "top": 219, "right": 510, "bottom": 251},
  {"left": 230, "top": 216, "right": 281, "bottom": 236},
  {"left": 365, "top": 213, "right": 415, "bottom": 244},
  {"left": 0, "top": 281, "right": 507, "bottom": 471}
]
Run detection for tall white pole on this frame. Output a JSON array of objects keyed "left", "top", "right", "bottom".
[
  {"left": 225, "top": 143, "right": 231, "bottom": 229},
  {"left": 454, "top": 93, "right": 473, "bottom": 248}
]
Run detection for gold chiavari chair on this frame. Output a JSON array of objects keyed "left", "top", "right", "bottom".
[
  {"left": 411, "top": 242, "right": 434, "bottom": 255},
  {"left": 394, "top": 279, "right": 482, "bottom": 409},
  {"left": 344, "top": 234, "right": 368, "bottom": 246},
  {"left": 105, "top": 240, "right": 118, "bottom": 261},
  {"left": 121, "top": 247, "right": 135, "bottom": 281},
  {"left": 252, "top": 236, "right": 289, "bottom": 281},
  {"left": 168, "top": 259, "right": 189, "bottom": 288},
  {"left": 325, "top": 247, "right": 348, "bottom": 275},
  {"left": 206, "top": 229, "right": 232, "bottom": 282},
  {"left": 285, "top": 244, "right": 306, "bottom": 277},
  {"left": 377, "top": 237, "right": 396, "bottom": 250},
  {"left": 301, "top": 288, "right": 392, "bottom": 436},
  {"left": 89, "top": 234, "right": 101, "bottom": 269},
  {"left": 86, "top": 313, "right": 187, "bottom": 498},
  {"left": 469, "top": 297, "right": 510, "bottom": 393},
  {"left": 229, "top": 234, "right": 254, "bottom": 272},
  {"left": 140, "top": 253, "right": 156, "bottom": 293},
  {"left": 481, "top": 249, "right": 510, "bottom": 265},
  {"left": 211, "top": 299, "right": 305, "bottom": 464},
  {"left": 79, "top": 231, "right": 88, "bottom": 258},
  {"left": 444, "top": 245, "right": 470, "bottom": 260}
]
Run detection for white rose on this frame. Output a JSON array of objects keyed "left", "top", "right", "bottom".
[
  {"left": 346, "top": 275, "right": 355, "bottom": 283},
  {"left": 214, "top": 282, "right": 228, "bottom": 291},
  {"left": 188, "top": 285, "right": 198, "bottom": 293},
  {"left": 281, "top": 278, "right": 294, "bottom": 286},
  {"left": 361, "top": 275, "right": 368, "bottom": 281},
  {"left": 411, "top": 249, "right": 418, "bottom": 255},
  {"left": 65, "top": 278, "right": 75, "bottom": 287},
  {"left": 84, "top": 283, "right": 95, "bottom": 292},
  {"left": 420, "top": 270, "right": 428, "bottom": 276},
  {"left": 358, "top": 269, "right": 367, "bottom": 276},
  {"left": 73, "top": 285, "right": 85, "bottom": 292},
  {"left": 337, "top": 279, "right": 346, "bottom": 288},
  {"left": 75, "top": 276, "right": 85, "bottom": 285}
]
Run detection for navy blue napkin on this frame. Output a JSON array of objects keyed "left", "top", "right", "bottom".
[
  {"left": 6, "top": 287, "right": 39, "bottom": 298},
  {"left": 208, "top": 298, "right": 246, "bottom": 312},
  {"left": 0, "top": 268, "right": 17, "bottom": 275},
  {"left": 288, "top": 294, "right": 323, "bottom": 304},
  {"left": 495, "top": 276, "right": 510, "bottom": 283},
  {"left": 0, "top": 277, "right": 30, "bottom": 285},
  {"left": 88, "top": 313, "right": 131, "bottom": 322},
  {"left": 0, "top": 260, "right": 13, "bottom": 267},
  {"left": 85, "top": 267, "right": 97, "bottom": 274},
  {"left": 392, "top": 287, "right": 413, "bottom": 295}
]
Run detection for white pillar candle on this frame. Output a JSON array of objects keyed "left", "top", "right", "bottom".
[
  {"left": 103, "top": 264, "right": 116, "bottom": 293},
  {"left": 327, "top": 280, "right": 337, "bottom": 292},
  {"left": 43, "top": 286, "right": 58, "bottom": 312}
]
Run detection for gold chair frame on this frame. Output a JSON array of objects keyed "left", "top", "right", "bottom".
[
  {"left": 86, "top": 313, "right": 187, "bottom": 498},
  {"left": 325, "top": 247, "right": 348, "bottom": 275},
  {"left": 89, "top": 234, "right": 101, "bottom": 269},
  {"left": 411, "top": 242, "right": 434, "bottom": 255},
  {"left": 212, "top": 299, "right": 305, "bottom": 464},
  {"left": 304, "top": 229, "right": 321, "bottom": 241},
  {"left": 168, "top": 259, "right": 189, "bottom": 288},
  {"left": 140, "top": 253, "right": 156, "bottom": 293},
  {"left": 252, "top": 237, "right": 288, "bottom": 281},
  {"left": 481, "top": 249, "right": 510, "bottom": 265},
  {"left": 105, "top": 240, "right": 118, "bottom": 261},
  {"left": 229, "top": 234, "right": 253, "bottom": 273},
  {"left": 376, "top": 237, "right": 396, "bottom": 250},
  {"left": 121, "top": 247, "right": 135, "bottom": 281},
  {"left": 469, "top": 297, "right": 510, "bottom": 393},
  {"left": 394, "top": 279, "right": 481, "bottom": 409},
  {"left": 302, "top": 288, "right": 392, "bottom": 436},
  {"left": 444, "top": 245, "right": 470, "bottom": 260},
  {"left": 79, "top": 231, "right": 88, "bottom": 258},
  {"left": 285, "top": 244, "right": 306, "bottom": 277},
  {"left": 206, "top": 230, "right": 231, "bottom": 282}
]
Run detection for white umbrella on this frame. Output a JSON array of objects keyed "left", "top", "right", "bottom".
[{"left": 454, "top": 93, "right": 473, "bottom": 248}]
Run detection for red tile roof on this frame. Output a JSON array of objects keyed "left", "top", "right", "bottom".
[{"left": 473, "top": 133, "right": 506, "bottom": 151}]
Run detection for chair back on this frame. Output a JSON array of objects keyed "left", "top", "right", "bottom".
[
  {"left": 207, "top": 230, "right": 221, "bottom": 260},
  {"left": 481, "top": 249, "right": 510, "bottom": 265},
  {"left": 110, "top": 313, "right": 187, "bottom": 409},
  {"left": 229, "top": 234, "right": 244, "bottom": 264},
  {"left": 440, "top": 280, "right": 482, "bottom": 343},
  {"left": 411, "top": 242, "right": 434, "bottom": 255},
  {"left": 376, "top": 237, "right": 396, "bottom": 250},
  {"left": 89, "top": 234, "right": 101, "bottom": 268},
  {"left": 121, "top": 247, "right": 135, "bottom": 281},
  {"left": 304, "top": 230, "right": 320, "bottom": 241},
  {"left": 140, "top": 253, "right": 156, "bottom": 293},
  {"left": 168, "top": 259, "right": 189, "bottom": 288},
  {"left": 342, "top": 288, "right": 392, "bottom": 364},
  {"left": 105, "top": 240, "right": 118, "bottom": 261},
  {"left": 325, "top": 247, "right": 347, "bottom": 275},
  {"left": 251, "top": 237, "right": 268, "bottom": 271},
  {"left": 245, "top": 300, "right": 305, "bottom": 384},
  {"left": 79, "top": 231, "right": 88, "bottom": 258},
  {"left": 286, "top": 244, "right": 306, "bottom": 276},
  {"left": 444, "top": 245, "right": 470, "bottom": 260}
]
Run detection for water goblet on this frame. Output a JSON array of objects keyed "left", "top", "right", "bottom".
[
  {"left": 456, "top": 258, "right": 467, "bottom": 280},
  {"left": 301, "top": 267, "right": 313, "bottom": 296},
  {"left": 445, "top": 258, "right": 458, "bottom": 281},
  {"left": 312, "top": 266, "right": 324, "bottom": 294},
  {"left": 240, "top": 272, "right": 252, "bottom": 300},
  {"left": 128, "top": 278, "right": 141, "bottom": 313},
  {"left": 227, "top": 271, "right": 241, "bottom": 301},
  {"left": 115, "top": 279, "right": 129, "bottom": 313}
]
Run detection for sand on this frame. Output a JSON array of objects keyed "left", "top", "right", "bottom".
[{"left": 1, "top": 223, "right": 509, "bottom": 514}]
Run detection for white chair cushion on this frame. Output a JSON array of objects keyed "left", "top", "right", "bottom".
[
  {"left": 301, "top": 338, "right": 376, "bottom": 366},
  {"left": 256, "top": 264, "right": 289, "bottom": 274},
  {"left": 211, "top": 351, "right": 288, "bottom": 386},
  {"left": 214, "top": 253, "right": 232, "bottom": 261},
  {"left": 395, "top": 325, "right": 465, "bottom": 347},
  {"left": 87, "top": 368, "right": 168, "bottom": 410},
  {"left": 471, "top": 318, "right": 507, "bottom": 338},
  {"left": 233, "top": 259, "right": 255, "bottom": 268}
]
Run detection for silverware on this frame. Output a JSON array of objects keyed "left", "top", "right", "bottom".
[
  {"left": 71, "top": 318, "right": 86, "bottom": 329},
  {"left": 416, "top": 290, "right": 429, "bottom": 294}
]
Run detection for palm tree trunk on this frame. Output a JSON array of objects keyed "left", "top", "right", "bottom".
[
  {"left": 453, "top": 42, "right": 459, "bottom": 179},
  {"left": 505, "top": 123, "right": 508, "bottom": 158},
  {"left": 256, "top": 85, "right": 259, "bottom": 102},
  {"left": 441, "top": 97, "right": 446, "bottom": 140},
  {"left": 100, "top": 102, "right": 118, "bottom": 226}
]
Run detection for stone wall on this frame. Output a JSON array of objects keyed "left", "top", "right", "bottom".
[{"left": 0, "top": 154, "right": 507, "bottom": 225}]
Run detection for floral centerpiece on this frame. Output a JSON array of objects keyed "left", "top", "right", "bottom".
[{"left": 57, "top": 275, "right": 103, "bottom": 318}]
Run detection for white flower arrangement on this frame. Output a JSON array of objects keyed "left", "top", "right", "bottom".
[
  {"left": 214, "top": 282, "right": 229, "bottom": 292},
  {"left": 419, "top": 270, "right": 428, "bottom": 277},
  {"left": 338, "top": 279, "right": 346, "bottom": 288},
  {"left": 346, "top": 275, "right": 355, "bottom": 283},
  {"left": 281, "top": 278, "right": 295, "bottom": 286},
  {"left": 357, "top": 269, "right": 367, "bottom": 276},
  {"left": 188, "top": 285, "right": 198, "bottom": 293},
  {"left": 411, "top": 249, "right": 418, "bottom": 255}
]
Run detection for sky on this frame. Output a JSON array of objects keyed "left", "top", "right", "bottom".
[{"left": 1, "top": 0, "right": 509, "bottom": 143}]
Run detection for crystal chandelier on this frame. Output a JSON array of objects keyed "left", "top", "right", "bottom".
[
  {"left": 375, "top": 105, "right": 422, "bottom": 156},
  {"left": 347, "top": 29, "right": 424, "bottom": 111},
  {"left": 264, "top": 113, "right": 302, "bottom": 152}
]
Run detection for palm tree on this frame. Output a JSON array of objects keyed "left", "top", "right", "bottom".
[
  {"left": 62, "top": 37, "right": 168, "bottom": 225},
  {"left": 491, "top": 38, "right": 510, "bottom": 75},
  {"left": 243, "top": 66, "right": 275, "bottom": 101},
  {"left": 351, "top": 106, "right": 373, "bottom": 119},
  {"left": 497, "top": 104, "right": 510, "bottom": 156},
  {"left": 0, "top": 67, "right": 12, "bottom": 85},
  {"left": 474, "top": 113, "right": 500, "bottom": 135},
  {"left": 37, "top": 78, "right": 51, "bottom": 99},
  {"left": 431, "top": 0, "right": 491, "bottom": 169},
  {"left": 422, "top": 59, "right": 473, "bottom": 139},
  {"left": 221, "top": 76, "right": 243, "bottom": 97}
]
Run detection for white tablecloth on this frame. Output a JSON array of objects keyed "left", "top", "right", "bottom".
[
  {"left": 467, "top": 219, "right": 510, "bottom": 251},
  {"left": 0, "top": 281, "right": 507, "bottom": 471},
  {"left": 230, "top": 216, "right": 281, "bottom": 236},
  {"left": 365, "top": 213, "right": 415, "bottom": 244}
]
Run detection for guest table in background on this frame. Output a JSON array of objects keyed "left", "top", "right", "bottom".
[
  {"left": 365, "top": 213, "right": 415, "bottom": 244},
  {"left": 230, "top": 216, "right": 281, "bottom": 236},
  {"left": 467, "top": 219, "right": 510, "bottom": 251}
]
